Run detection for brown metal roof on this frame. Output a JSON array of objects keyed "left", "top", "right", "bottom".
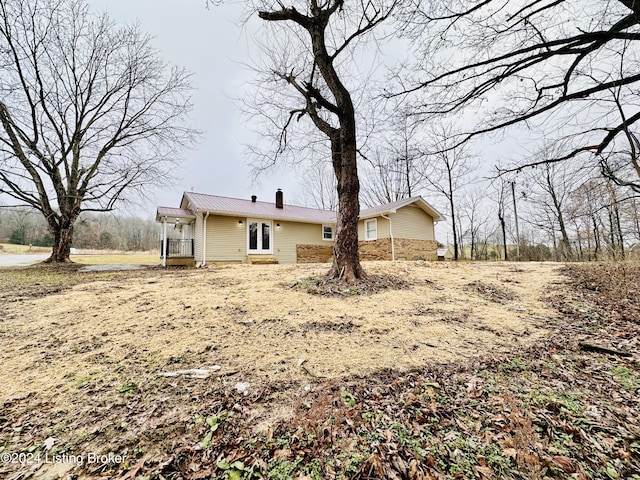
[
  {"left": 156, "top": 207, "right": 196, "bottom": 222},
  {"left": 181, "top": 192, "right": 337, "bottom": 224},
  {"left": 166, "top": 192, "right": 444, "bottom": 224}
]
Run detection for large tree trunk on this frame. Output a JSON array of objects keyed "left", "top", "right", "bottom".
[
  {"left": 45, "top": 219, "right": 74, "bottom": 263},
  {"left": 328, "top": 135, "right": 365, "bottom": 282}
]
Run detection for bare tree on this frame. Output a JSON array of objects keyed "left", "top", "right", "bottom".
[
  {"left": 298, "top": 161, "right": 338, "bottom": 210},
  {"left": 568, "top": 180, "right": 607, "bottom": 260},
  {"left": 8, "top": 208, "right": 34, "bottom": 245},
  {"left": 0, "top": 0, "right": 196, "bottom": 262},
  {"left": 459, "top": 188, "right": 491, "bottom": 260},
  {"left": 395, "top": 0, "right": 640, "bottom": 190},
  {"left": 361, "top": 114, "right": 428, "bottom": 207},
  {"left": 521, "top": 160, "right": 583, "bottom": 260},
  {"left": 422, "top": 124, "right": 474, "bottom": 260},
  {"left": 493, "top": 178, "right": 510, "bottom": 261},
  {"left": 253, "top": 0, "right": 397, "bottom": 282}
]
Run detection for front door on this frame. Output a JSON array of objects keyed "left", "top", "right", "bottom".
[{"left": 247, "top": 219, "right": 272, "bottom": 254}]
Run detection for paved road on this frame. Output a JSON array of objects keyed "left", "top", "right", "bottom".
[{"left": 0, "top": 253, "right": 50, "bottom": 267}]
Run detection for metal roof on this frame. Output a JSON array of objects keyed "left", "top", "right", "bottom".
[
  {"left": 181, "top": 192, "right": 337, "bottom": 224},
  {"left": 163, "top": 192, "right": 444, "bottom": 224},
  {"left": 156, "top": 207, "right": 196, "bottom": 222}
]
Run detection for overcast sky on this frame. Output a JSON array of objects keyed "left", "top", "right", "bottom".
[{"left": 87, "top": 0, "right": 303, "bottom": 218}]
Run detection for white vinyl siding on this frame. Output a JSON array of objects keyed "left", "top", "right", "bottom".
[
  {"left": 201, "top": 215, "right": 335, "bottom": 264},
  {"left": 274, "top": 221, "right": 334, "bottom": 264},
  {"left": 205, "top": 215, "right": 246, "bottom": 262},
  {"left": 357, "top": 205, "right": 435, "bottom": 241},
  {"left": 391, "top": 205, "right": 435, "bottom": 240},
  {"left": 194, "top": 212, "right": 203, "bottom": 264}
]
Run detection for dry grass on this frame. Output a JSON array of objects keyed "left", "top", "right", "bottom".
[
  {"left": 0, "top": 243, "right": 158, "bottom": 264},
  {"left": 2, "top": 261, "right": 637, "bottom": 480},
  {"left": 0, "top": 261, "right": 560, "bottom": 405},
  {"left": 0, "top": 261, "right": 571, "bottom": 479},
  {"left": 0, "top": 243, "right": 50, "bottom": 254}
]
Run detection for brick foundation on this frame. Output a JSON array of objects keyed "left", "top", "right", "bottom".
[
  {"left": 165, "top": 257, "right": 196, "bottom": 267},
  {"left": 296, "top": 244, "right": 334, "bottom": 263},
  {"left": 391, "top": 238, "right": 438, "bottom": 261},
  {"left": 359, "top": 238, "right": 438, "bottom": 261},
  {"left": 296, "top": 239, "right": 437, "bottom": 263},
  {"left": 358, "top": 238, "right": 393, "bottom": 260}
]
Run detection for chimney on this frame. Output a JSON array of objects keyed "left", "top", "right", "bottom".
[
  {"left": 251, "top": 195, "right": 257, "bottom": 203},
  {"left": 275, "top": 189, "right": 283, "bottom": 209}
]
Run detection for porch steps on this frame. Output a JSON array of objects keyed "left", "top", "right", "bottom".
[{"left": 247, "top": 255, "right": 279, "bottom": 265}]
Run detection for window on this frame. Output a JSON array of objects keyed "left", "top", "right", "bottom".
[
  {"left": 322, "top": 225, "right": 334, "bottom": 241},
  {"left": 364, "top": 219, "right": 377, "bottom": 240},
  {"left": 249, "top": 222, "right": 258, "bottom": 250}
]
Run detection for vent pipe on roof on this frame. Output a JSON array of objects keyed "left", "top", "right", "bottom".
[
  {"left": 276, "top": 189, "right": 283, "bottom": 209},
  {"left": 251, "top": 195, "right": 257, "bottom": 203}
]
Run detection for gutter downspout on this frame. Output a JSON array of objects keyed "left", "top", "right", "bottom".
[
  {"left": 202, "top": 211, "right": 210, "bottom": 267},
  {"left": 162, "top": 216, "right": 167, "bottom": 267},
  {"left": 381, "top": 214, "right": 395, "bottom": 261}
]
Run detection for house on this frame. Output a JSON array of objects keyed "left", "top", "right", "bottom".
[{"left": 155, "top": 190, "right": 444, "bottom": 266}]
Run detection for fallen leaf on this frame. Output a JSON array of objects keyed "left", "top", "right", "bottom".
[{"left": 552, "top": 456, "right": 575, "bottom": 474}]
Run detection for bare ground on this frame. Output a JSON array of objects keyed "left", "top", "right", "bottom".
[
  {"left": 1, "top": 262, "right": 557, "bottom": 401},
  {"left": 0, "top": 261, "right": 638, "bottom": 479}
]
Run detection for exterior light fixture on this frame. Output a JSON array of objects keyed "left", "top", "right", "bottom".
[
  {"left": 276, "top": 223, "right": 281, "bottom": 228},
  {"left": 238, "top": 220, "right": 243, "bottom": 225}
]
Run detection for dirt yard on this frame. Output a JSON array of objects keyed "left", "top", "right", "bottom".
[
  {"left": 1, "top": 261, "right": 637, "bottom": 480},
  {"left": 1, "top": 262, "right": 559, "bottom": 402}
]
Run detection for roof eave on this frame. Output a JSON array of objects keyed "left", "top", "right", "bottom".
[
  {"left": 199, "top": 210, "right": 336, "bottom": 225},
  {"left": 155, "top": 214, "right": 196, "bottom": 223}
]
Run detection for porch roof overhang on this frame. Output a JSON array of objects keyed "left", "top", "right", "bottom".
[{"left": 156, "top": 207, "right": 196, "bottom": 224}]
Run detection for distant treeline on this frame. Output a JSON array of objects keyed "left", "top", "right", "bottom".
[{"left": 0, "top": 209, "right": 162, "bottom": 252}]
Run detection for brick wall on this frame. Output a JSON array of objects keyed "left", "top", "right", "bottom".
[
  {"left": 391, "top": 238, "right": 438, "bottom": 261},
  {"left": 165, "top": 257, "right": 196, "bottom": 267},
  {"left": 296, "top": 244, "right": 334, "bottom": 263},
  {"left": 296, "top": 238, "right": 437, "bottom": 263},
  {"left": 359, "top": 238, "right": 393, "bottom": 260}
]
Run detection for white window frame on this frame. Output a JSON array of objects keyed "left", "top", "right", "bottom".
[
  {"left": 364, "top": 218, "right": 378, "bottom": 241},
  {"left": 322, "top": 225, "right": 334, "bottom": 241}
]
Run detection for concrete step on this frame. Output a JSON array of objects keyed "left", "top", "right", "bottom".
[{"left": 247, "top": 255, "right": 279, "bottom": 265}]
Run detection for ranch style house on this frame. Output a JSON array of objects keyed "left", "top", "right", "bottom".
[{"left": 156, "top": 190, "right": 444, "bottom": 267}]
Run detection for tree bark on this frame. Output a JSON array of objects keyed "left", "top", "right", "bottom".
[
  {"left": 449, "top": 194, "right": 458, "bottom": 261},
  {"left": 498, "top": 209, "right": 508, "bottom": 261},
  {"left": 328, "top": 135, "right": 365, "bottom": 282},
  {"left": 46, "top": 224, "right": 74, "bottom": 263},
  {"left": 44, "top": 214, "right": 77, "bottom": 263}
]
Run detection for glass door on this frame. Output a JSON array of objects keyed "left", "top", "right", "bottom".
[{"left": 247, "top": 219, "right": 272, "bottom": 254}]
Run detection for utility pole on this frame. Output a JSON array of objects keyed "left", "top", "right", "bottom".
[{"left": 511, "top": 181, "right": 520, "bottom": 260}]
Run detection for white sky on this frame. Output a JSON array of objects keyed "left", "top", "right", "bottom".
[{"left": 87, "top": 0, "right": 303, "bottom": 217}]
